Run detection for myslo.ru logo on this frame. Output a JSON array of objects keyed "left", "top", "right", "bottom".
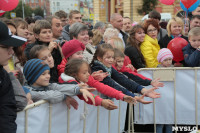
[{"left": 172, "top": 126, "right": 197, "bottom": 132}]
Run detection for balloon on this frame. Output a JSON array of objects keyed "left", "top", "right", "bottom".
[
  {"left": 167, "top": 38, "right": 188, "bottom": 62},
  {"left": 0, "top": 10, "right": 5, "bottom": 16},
  {"left": 180, "top": 0, "right": 200, "bottom": 12},
  {"left": 0, "top": 0, "right": 19, "bottom": 11},
  {"left": 159, "top": 0, "right": 175, "bottom": 5}
]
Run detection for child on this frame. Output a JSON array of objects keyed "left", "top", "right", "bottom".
[
  {"left": 23, "top": 58, "right": 95, "bottom": 106},
  {"left": 27, "top": 23, "right": 36, "bottom": 44},
  {"left": 90, "top": 44, "right": 161, "bottom": 102},
  {"left": 58, "top": 39, "right": 136, "bottom": 104},
  {"left": 183, "top": 27, "right": 200, "bottom": 67},
  {"left": 113, "top": 48, "right": 163, "bottom": 87},
  {"left": 156, "top": 48, "right": 173, "bottom": 133},
  {"left": 60, "top": 58, "right": 121, "bottom": 110}
]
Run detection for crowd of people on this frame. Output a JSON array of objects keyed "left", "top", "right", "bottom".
[{"left": 1, "top": 6, "right": 200, "bottom": 133}]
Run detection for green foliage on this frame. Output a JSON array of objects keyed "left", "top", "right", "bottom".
[
  {"left": 138, "top": 0, "right": 158, "bottom": 15},
  {"left": 33, "top": 7, "right": 44, "bottom": 17}
]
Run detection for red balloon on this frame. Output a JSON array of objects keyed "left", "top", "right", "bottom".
[
  {"left": 0, "top": 0, "right": 19, "bottom": 11},
  {"left": 181, "top": 0, "right": 198, "bottom": 9},
  {"left": 159, "top": 0, "right": 175, "bottom": 5},
  {"left": 167, "top": 38, "right": 188, "bottom": 62},
  {"left": 0, "top": 11, "right": 5, "bottom": 17}
]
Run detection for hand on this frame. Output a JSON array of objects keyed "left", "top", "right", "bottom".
[
  {"left": 101, "top": 99, "right": 118, "bottom": 110},
  {"left": 26, "top": 93, "right": 33, "bottom": 105},
  {"left": 151, "top": 78, "right": 164, "bottom": 87},
  {"left": 48, "top": 41, "right": 58, "bottom": 52},
  {"left": 135, "top": 95, "right": 153, "bottom": 104},
  {"left": 91, "top": 70, "right": 109, "bottom": 81},
  {"left": 126, "top": 64, "right": 136, "bottom": 71},
  {"left": 65, "top": 96, "right": 79, "bottom": 110},
  {"left": 141, "top": 87, "right": 161, "bottom": 98},
  {"left": 80, "top": 89, "right": 95, "bottom": 105},
  {"left": 123, "top": 95, "right": 137, "bottom": 104}
]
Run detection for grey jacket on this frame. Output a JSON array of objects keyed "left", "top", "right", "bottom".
[
  {"left": 62, "top": 25, "right": 70, "bottom": 41},
  {"left": 24, "top": 83, "right": 81, "bottom": 104}
]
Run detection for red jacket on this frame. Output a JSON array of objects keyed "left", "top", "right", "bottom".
[
  {"left": 58, "top": 73, "right": 102, "bottom": 106},
  {"left": 57, "top": 58, "right": 67, "bottom": 77}
]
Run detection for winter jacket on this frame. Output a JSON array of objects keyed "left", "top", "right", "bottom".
[
  {"left": 0, "top": 66, "right": 17, "bottom": 133},
  {"left": 157, "top": 28, "right": 168, "bottom": 48},
  {"left": 120, "top": 30, "right": 129, "bottom": 46},
  {"left": 91, "top": 61, "right": 144, "bottom": 95},
  {"left": 58, "top": 73, "right": 102, "bottom": 106},
  {"left": 24, "top": 83, "right": 81, "bottom": 104},
  {"left": 62, "top": 25, "right": 70, "bottom": 41},
  {"left": 125, "top": 45, "right": 146, "bottom": 69},
  {"left": 182, "top": 43, "right": 200, "bottom": 67},
  {"left": 140, "top": 35, "right": 160, "bottom": 68},
  {"left": 83, "top": 43, "right": 96, "bottom": 64}
]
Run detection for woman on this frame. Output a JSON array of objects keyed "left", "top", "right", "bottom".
[
  {"left": 159, "top": 17, "right": 188, "bottom": 48},
  {"left": 140, "top": 19, "right": 160, "bottom": 68},
  {"left": 125, "top": 25, "right": 146, "bottom": 69}
]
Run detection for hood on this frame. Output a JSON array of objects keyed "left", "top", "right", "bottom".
[
  {"left": 60, "top": 73, "right": 75, "bottom": 82},
  {"left": 144, "top": 34, "right": 158, "bottom": 46}
]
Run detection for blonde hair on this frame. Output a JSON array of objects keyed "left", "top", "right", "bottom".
[
  {"left": 167, "top": 17, "right": 184, "bottom": 37},
  {"left": 28, "top": 23, "right": 35, "bottom": 32},
  {"left": 109, "top": 37, "right": 124, "bottom": 52},
  {"left": 103, "top": 28, "right": 119, "bottom": 42},
  {"left": 92, "top": 29, "right": 103, "bottom": 46},
  {"left": 188, "top": 27, "right": 200, "bottom": 38}
]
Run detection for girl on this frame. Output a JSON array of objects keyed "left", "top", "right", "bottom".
[
  {"left": 59, "top": 58, "right": 121, "bottom": 110},
  {"left": 90, "top": 44, "right": 161, "bottom": 103}
]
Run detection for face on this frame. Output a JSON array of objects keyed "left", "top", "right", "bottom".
[
  {"left": 70, "top": 13, "right": 82, "bottom": 24},
  {"left": 35, "top": 29, "right": 53, "bottom": 43},
  {"left": 8, "top": 25, "right": 16, "bottom": 35},
  {"left": 184, "top": 24, "right": 189, "bottom": 36},
  {"left": 161, "top": 57, "right": 173, "bottom": 67},
  {"left": 0, "top": 45, "right": 14, "bottom": 66},
  {"left": 69, "top": 51, "right": 84, "bottom": 60},
  {"left": 27, "top": 31, "right": 36, "bottom": 44},
  {"left": 17, "top": 24, "right": 28, "bottom": 38},
  {"left": 114, "top": 57, "right": 124, "bottom": 70},
  {"left": 111, "top": 15, "right": 123, "bottom": 30},
  {"left": 32, "top": 70, "right": 50, "bottom": 87},
  {"left": 76, "top": 30, "right": 89, "bottom": 45},
  {"left": 147, "top": 24, "right": 158, "bottom": 39},
  {"left": 170, "top": 22, "right": 182, "bottom": 36},
  {"left": 123, "top": 18, "right": 132, "bottom": 33},
  {"left": 52, "top": 18, "right": 63, "bottom": 39},
  {"left": 190, "top": 18, "right": 200, "bottom": 29},
  {"left": 38, "top": 49, "right": 54, "bottom": 68},
  {"left": 134, "top": 28, "right": 145, "bottom": 43},
  {"left": 189, "top": 35, "right": 200, "bottom": 49},
  {"left": 77, "top": 63, "right": 90, "bottom": 83},
  {"left": 98, "top": 50, "right": 114, "bottom": 68},
  {"left": 192, "top": 7, "right": 200, "bottom": 16},
  {"left": 60, "top": 17, "right": 68, "bottom": 27}
]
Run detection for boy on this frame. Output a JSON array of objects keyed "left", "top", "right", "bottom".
[
  {"left": 183, "top": 27, "right": 200, "bottom": 67},
  {"left": 23, "top": 58, "right": 95, "bottom": 105}
]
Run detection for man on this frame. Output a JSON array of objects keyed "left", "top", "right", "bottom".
[
  {"left": 94, "top": 21, "right": 105, "bottom": 35},
  {"left": 110, "top": 13, "right": 128, "bottom": 47},
  {"left": 190, "top": 15, "right": 200, "bottom": 30},
  {"left": 0, "top": 21, "right": 25, "bottom": 133},
  {"left": 55, "top": 10, "right": 68, "bottom": 27},
  {"left": 122, "top": 17, "right": 132, "bottom": 35},
  {"left": 62, "top": 10, "right": 82, "bottom": 41}
]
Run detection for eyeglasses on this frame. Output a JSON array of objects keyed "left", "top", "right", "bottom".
[{"left": 147, "top": 28, "right": 157, "bottom": 33}]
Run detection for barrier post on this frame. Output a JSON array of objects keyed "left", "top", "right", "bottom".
[
  {"left": 97, "top": 106, "right": 99, "bottom": 133},
  {"left": 173, "top": 69, "right": 177, "bottom": 133},
  {"left": 195, "top": 69, "right": 198, "bottom": 130},
  {"left": 128, "top": 103, "right": 131, "bottom": 133},
  {"left": 67, "top": 108, "right": 70, "bottom": 133},
  {"left": 83, "top": 103, "right": 86, "bottom": 133},
  {"left": 108, "top": 110, "right": 111, "bottom": 133},
  {"left": 25, "top": 110, "right": 28, "bottom": 133},
  {"left": 118, "top": 100, "right": 121, "bottom": 133},
  {"left": 48, "top": 103, "right": 52, "bottom": 133}
]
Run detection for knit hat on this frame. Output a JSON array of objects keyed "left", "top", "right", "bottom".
[
  {"left": 23, "top": 59, "right": 50, "bottom": 85},
  {"left": 157, "top": 48, "right": 173, "bottom": 63},
  {"left": 62, "top": 39, "right": 85, "bottom": 59}
]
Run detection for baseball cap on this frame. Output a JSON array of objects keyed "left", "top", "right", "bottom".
[{"left": 0, "top": 21, "right": 26, "bottom": 47}]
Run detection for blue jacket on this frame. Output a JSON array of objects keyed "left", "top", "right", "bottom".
[
  {"left": 91, "top": 61, "right": 144, "bottom": 96},
  {"left": 182, "top": 43, "right": 200, "bottom": 67}
]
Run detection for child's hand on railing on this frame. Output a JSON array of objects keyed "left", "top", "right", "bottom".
[
  {"left": 123, "top": 95, "right": 137, "bottom": 105},
  {"left": 26, "top": 93, "right": 33, "bottom": 105},
  {"left": 101, "top": 99, "right": 118, "bottom": 110},
  {"left": 65, "top": 96, "right": 79, "bottom": 110},
  {"left": 151, "top": 78, "right": 164, "bottom": 87},
  {"left": 80, "top": 89, "right": 95, "bottom": 105},
  {"left": 135, "top": 95, "right": 153, "bottom": 104},
  {"left": 141, "top": 87, "right": 161, "bottom": 98}
]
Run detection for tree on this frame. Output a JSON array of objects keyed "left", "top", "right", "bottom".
[
  {"left": 33, "top": 7, "right": 44, "bottom": 17},
  {"left": 138, "top": 0, "right": 158, "bottom": 15}
]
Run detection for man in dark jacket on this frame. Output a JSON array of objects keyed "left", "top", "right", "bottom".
[{"left": 0, "top": 21, "right": 25, "bottom": 133}]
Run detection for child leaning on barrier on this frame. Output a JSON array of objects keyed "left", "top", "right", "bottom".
[
  {"left": 156, "top": 48, "right": 173, "bottom": 133},
  {"left": 183, "top": 27, "right": 200, "bottom": 67},
  {"left": 23, "top": 59, "right": 95, "bottom": 106}
]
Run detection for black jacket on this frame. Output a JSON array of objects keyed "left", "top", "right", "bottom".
[
  {"left": 0, "top": 66, "right": 17, "bottom": 133},
  {"left": 120, "top": 30, "right": 129, "bottom": 46}
]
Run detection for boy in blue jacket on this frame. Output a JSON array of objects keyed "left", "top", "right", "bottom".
[{"left": 183, "top": 27, "right": 200, "bottom": 66}]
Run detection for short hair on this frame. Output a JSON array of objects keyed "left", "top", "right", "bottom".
[
  {"left": 29, "top": 45, "right": 49, "bottom": 59},
  {"left": 2, "top": 19, "right": 16, "bottom": 29},
  {"left": 92, "top": 29, "right": 103, "bottom": 46},
  {"left": 33, "top": 20, "right": 51, "bottom": 35},
  {"left": 103, "top": 28, "right": 119, "bottom": 42},
  {"left": 88, "top": 30, "right": 93, "bottom": 38},
  {"left": 69, "top": 10, "right": 81, "bottom": 19},
  {"left": 109, "top": 37, "right": 124, "bottom": 52},
  {"left": 188, "top": 27, "right": 200, "bottom": 38},
  {"left": 191, "top": 15, "right": 200, "bottom": 21},
  {"left": 69, "top": 22, "right": 88, "bottom": 39},
  {"left": 12, "top": 17, "right": 28, "bottom": 29},
  {"left": 167, "top": 17, "right": 184, "bottom": 36},
  {"left": 148, "top": 10, "right": 161, "bottom": 21},
  {"left": 143, "top": 19, "right": 160, "bottom": 34},
  {"left": 94, "top": 22, "right": 105, "bottom": 29},
  {"left": 110, "top": 13, "right": 121, "bottom": 22},
  {"left": 46, "top": 15, "right": 60, "bottom": 25},
  {"left": 55, "top": 10, "right": 68, "bottom": 18},
  {"left": 114, "top": 48, "right": 125, "bottom": 58},
  {"left": 25, "top": 17, "right": 35, "bottom": 24}
]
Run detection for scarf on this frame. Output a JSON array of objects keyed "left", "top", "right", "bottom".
[
  {"left": 94, "top": 60, "right": 112, "bottom": 77},
  {"left": 171, "top": 34, "right": 182, "bottom": 39}
]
